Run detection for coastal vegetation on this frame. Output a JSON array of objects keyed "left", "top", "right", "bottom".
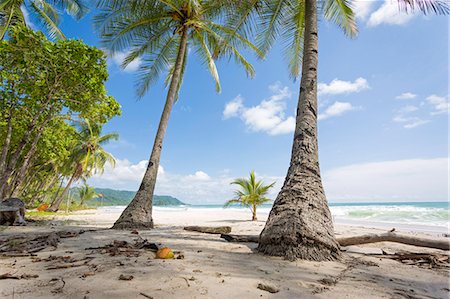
[
  {"left": 0, "top": 25, "right": 120, "bottom": 209},
  {"left": 224, "top": 171, "right": 274, "bottom": 221}
]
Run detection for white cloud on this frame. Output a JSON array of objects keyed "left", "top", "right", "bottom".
[
  {"left": 392, "top": 105, "right": 429, "bottom": 129},
  {"left": 318, "top": 101, "right": 357, "bottom": 120},
  {"left": 367, "top": 0, "right": 418, "bottom": 27},
  {"left": 426, "top": 95, "right": 449, "bottom": 115},
  {"left": 318, "top": 77, "right": 369, "bottom": 95},
  {"left": 109, "top": 51, "right": 142, "bottom": 72},
  {"left": 323, "top": 158, "right": 449, "bottom": 201},
  {"left": 353, "top": 0, "right": 375, "bottom": 20},
  {"left": 89, "top": 160, "right": 282, "bottom": 204},
  {"left": 89, "top": 157, "right": 449, "bottom": 203},
  {"left": 223, "top": 82, "right": 295, "bottom": 135},
  {"left": 223, "top": 96, "right": 244, "bottom": 119},
  {"left": 186, "top": 171, "right": 211, "bottom": 181},
  {"left": 396, "top": 92, "right": 417, "bottom": 100}
]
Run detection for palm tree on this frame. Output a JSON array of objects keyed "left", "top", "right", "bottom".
[
  {"left": 95, "top": 0, "right": 262, "bottom": 229},
  {"left": 0, "top": 0, "right": 88, "bottom": 40},
  {"left": 224, "top": 171, "right": 275, "bottom": 221},
  {"left": 47, "top": 120, "right": 117, "bottom": 211},
  {"left": 77, "top": 183, "right": 98, "bottom": 206},
  {"left": 227, "top": 0, "right": 449, "bottom": 261}
]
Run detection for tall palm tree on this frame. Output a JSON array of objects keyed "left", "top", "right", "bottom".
[
  {"left": 47, "top": 120, "right": 117, "bottom": 211},
  {"left": 95, "top": 0, "right": 262, "bottom": 229},
  {"left": 0, "top": 0, "right": 88, "bottom": 40},
  {"left": 227, "top": 0, "right": 449, "bottom": 261},
  {"left": 224, "top": 171, "right": 275, "bottom": 221}
]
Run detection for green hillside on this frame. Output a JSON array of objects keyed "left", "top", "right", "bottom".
[{"left": 83, "top": 188, "right": 185, "bottom": 206}]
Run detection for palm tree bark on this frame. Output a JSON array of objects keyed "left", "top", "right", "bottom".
[
  {"left": 112, "top": 26, "right": 189, "bottom": 229},
  {"left": 258, "top": 0, "right": 340, "bottom": 261},
  {"left": 252, "top": 204, "right": 257, "bottom": 221},
  {"left": 0, "top": 105, "right": 14, "bottom": 199}
]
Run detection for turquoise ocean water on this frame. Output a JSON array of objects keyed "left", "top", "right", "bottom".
[
  {"left": 176, "top": 201, "right": 449, "bottom": 232},
  {"left": 100, "top": 201, "right": 449, "bottom": 233}
]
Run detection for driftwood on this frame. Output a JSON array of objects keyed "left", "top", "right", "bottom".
[
  {"left": 337, "top": 232, "right": 450, "bottom": 251},
  {"left": 220, "top": 234, "right": 259, "bottom": 243},
  {"left": 85, "top": 237, "right": 159, "bottom": 257},
  {"left": 220, "top": 232, "right": 450, "bottom": 251},
  {"left": 0, "top": 230, "right": 88, "bottom": 255},
  {"left": 378, "top": 252, "right": 449, "bottom": 269},
  {"left": 0, "top": 273, "right": 39, "bottom": 279},
  {"left": 184, "top": 226, "right": 232, "bottom": 234}
]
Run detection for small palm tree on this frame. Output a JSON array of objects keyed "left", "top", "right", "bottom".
[
  {"left": 0, "top": 0, "right": 88, "bottom": 40},
  {"left": 47, "top": 119, "right": 118, "bottom": 211},
  {"left": 225, "top": 171, "right": 275, "bottom": 221},
  {"left": 95, "top": 0, "right": 262, "bottom": 229},
  {"left": 77, "top": 183, "right": 97, "bottom": 206}
]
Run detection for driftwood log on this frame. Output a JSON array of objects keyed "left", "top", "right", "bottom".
[
  {"left": 184, "top": 226, "right": 231, "bottom": 234},
  {"left": 220, "top": 232, "right": 450, "bottom": 251},
  {"left": 337, "top": 232, "right": 450, "bottom": 251}
]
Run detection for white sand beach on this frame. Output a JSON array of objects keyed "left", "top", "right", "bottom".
[{"left": 0, "top": 208, "right": 449, "bottom": 299}]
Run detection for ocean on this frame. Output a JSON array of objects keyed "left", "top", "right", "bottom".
[{"left": 99, "top": 201, "right": 450, "bottom": 234}]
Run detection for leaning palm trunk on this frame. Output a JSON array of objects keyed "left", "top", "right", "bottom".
[
  {"left": 258, "top": 0, "right": 340, "bottom": 261},
  {"left": 112, "top": 27, "right": 189, "bottom": 229},
  {"left": 47, "top": 166, "right": 80, "bottom": 212}
]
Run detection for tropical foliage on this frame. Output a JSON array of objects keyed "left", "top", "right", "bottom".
[
  {"left": 48, "top": 120, "right": 118, "bottom": 211},
  {"left": 77, "top": 184, "right": 98, "bottom": 206},
  {"left": 225, "top": 171, "right": 274, "bottom": 221},
  {"left": 0, "top": 0, "right": 88, "bottom": 40},
  {"left": 0, "top": 25, "right": 120, "bottom": 209}
]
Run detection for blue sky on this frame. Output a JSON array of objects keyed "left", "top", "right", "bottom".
[{"left": 44, "top": 1, "right": 448, "bottom": 203}]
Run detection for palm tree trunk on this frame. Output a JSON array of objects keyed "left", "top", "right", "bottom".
[
  {"left": 112, "top": 26, "right": 189, "bottom": 229},
  {"left": 0, "top": 106, "right": 14, "bottom": 199},
  {"left": 252, "top": 204, "right": 257, "bottom": 221},
  {"left": 258, "top": 0, "right": 340, "bottom": 261},
  {"left": 47, "top": 169, "right": 78, "bottom": 212}
]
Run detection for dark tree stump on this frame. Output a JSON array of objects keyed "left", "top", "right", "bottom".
[{"left": 0, "top": 198, "right": 26, "bottom": 226}]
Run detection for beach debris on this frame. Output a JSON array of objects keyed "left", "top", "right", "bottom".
[
  {"left": 220, "top": 234, "right": 259, "bottom": 243},
  {"left": 0, "top": 198, "right": 26, "bottom": 226},
  {"left": 50, "top": 277, "right": 66, "bottom": 293},
  {"left": 119, "top": 274, "right": 134, "bottom": 281},
  {"left": 0, "top": 273, "right": 39, "bottom": 280},
  {"left": 45, "top": 256, "right": 94, "bottom": 270},
  {"left": 139, "top": 292, "right": 154, "bottom": 299},
  {"left": 257, "top": 282, "right": 279, "bottom": 293},
  {"left": 85, "top": 238, "right": 159, "bottom": 257},
  {"left": 184, "top": 226, "right": 232, "bottom": 235},
  {"left": 155, "top": 247, "right": 174, "bottom": 259},
  {"left": 337, "top": 231, "right": 450, "bottom": 251},
  {"left": 80, "top": 272, "right": 96, "bottom": 279},
  {"left": 379, "top": 252, "right": 449, "bottom": 269},
  {"left": 0, "top": 230, "right": 88, "bottom": 255},
  {"left": 221, "top": 231, "right": 450, "bottom": 251}
]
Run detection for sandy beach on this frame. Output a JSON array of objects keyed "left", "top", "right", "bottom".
[{"left": 0, "top": 208, "right": 449, "bottom": 299}]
